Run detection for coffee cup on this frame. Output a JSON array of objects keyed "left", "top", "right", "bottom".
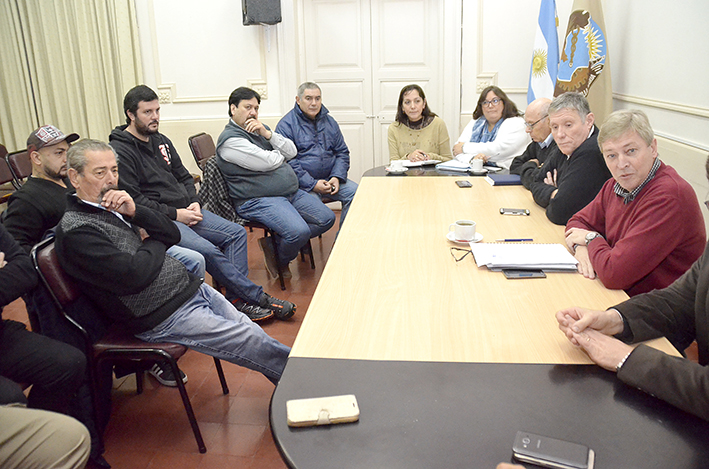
[
  {"left": 449, "top": 220, "right": 476, "bottom": 242},
  {"left": 389, "top": 160, "right": 405, "bottom": 171},
  {"left": 471, "top": 158, "right": 484, "bottom": 172}
]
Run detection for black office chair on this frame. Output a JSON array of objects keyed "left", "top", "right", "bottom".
[
  {"left": 6, "top": 149, "right": 31, "bottom": 189},
  {"left": 31, "top": 237, "right": 229, "bottom": 454}
]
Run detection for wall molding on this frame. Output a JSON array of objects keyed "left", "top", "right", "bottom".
[
  {"left": 613, "top": 93, "right": 709, "bottom": 119},
  {"left": 145, "top": 0, "right": 269, "bottom": 105}
]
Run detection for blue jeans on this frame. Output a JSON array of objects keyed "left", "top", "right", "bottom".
[
  {"left": 166, "top": 246, "right": 205, "bottom": 278},
  {"left": 309, "top": 178, "right": 358, "bottom": 230},
  {"left": 236, "top": 190, "right": 336, "bottom": 265},
  {"left": 174, "top": 210, "right": 263, "bottom": 304},
  {"left": 135, "top": 284, "right": 290, "bottom": 384}
]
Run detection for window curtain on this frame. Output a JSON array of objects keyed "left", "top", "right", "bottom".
[{"left": 0, "top": 0, "right": 142, "bottom": 150}]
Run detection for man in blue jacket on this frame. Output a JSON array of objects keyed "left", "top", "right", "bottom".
[{"left": 276, "top": 83, "right": 358, "bottom": 229}]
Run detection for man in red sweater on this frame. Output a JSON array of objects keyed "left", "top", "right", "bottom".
[{"left": 564, "top": 109, "right": 705, "bottom": 296}]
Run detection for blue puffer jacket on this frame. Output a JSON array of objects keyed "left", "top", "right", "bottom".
[{"left": 276, "top": 103, "right": 350, "bottom": 192}]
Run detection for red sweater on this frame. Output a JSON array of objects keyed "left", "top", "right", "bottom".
[{"left": 566, "top": 162, "right": 706, "bottom": 296}]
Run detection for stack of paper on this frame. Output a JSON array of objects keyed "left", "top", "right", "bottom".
[
  {"left": 435, "top": 160, "right": 471, "bottom": 172},
  {"left": 469, "top": 243, "right": 578, "bottom": 271},
  {"left": 403, "top": 159, "right": 441, "bottom": 167}
]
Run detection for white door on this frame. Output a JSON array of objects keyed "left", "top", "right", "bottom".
[{"left": 297, "top": 0, "right": 447, "bottom": 181}]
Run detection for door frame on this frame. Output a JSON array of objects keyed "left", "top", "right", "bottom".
[{"left": 278, "top": 0, "right": 462, "bottom": 165}]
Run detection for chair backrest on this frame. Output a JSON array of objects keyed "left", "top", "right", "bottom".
[
  {"left": 32, "top": 238, "right": 82, "bottom": 308},
  {"left": 188, "top": 133, "right": 216, "bottom": 169},
  {"left": 6, "top": 149, "right": 32, "bottom": 189},
  {"left": 0, "top": 145, "right": 14, "bottom": 186}
]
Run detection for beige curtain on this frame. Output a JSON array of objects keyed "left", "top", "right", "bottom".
[{"left": 0, "top": 0, "right": 142, "bottom": 150}]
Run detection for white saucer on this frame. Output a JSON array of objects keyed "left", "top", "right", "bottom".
[
  {"left": 385, "top": 166, "right": 407, "bottom": 174},
  {"left": 446, "top": 231, "right": 483, "bottom": 244},
  {"left": 470, "top": 169, "right": 488, "bottom": 176}
]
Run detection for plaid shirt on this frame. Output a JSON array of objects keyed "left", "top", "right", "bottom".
[
  {"left": 198, "top": 157, "right": 247, "bottom": 225},
  {"left": 613, "top": 157, "right": 662, "bottom": 204}
]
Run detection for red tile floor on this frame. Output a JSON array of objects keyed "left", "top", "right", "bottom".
[{"left": 3, "top": 216, "right": 339, "bottom": 469}]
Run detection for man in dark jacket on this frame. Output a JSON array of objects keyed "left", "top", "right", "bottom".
[
  {"left": 0, "top": 223, "right": 90, "bottom": 469},
  {"left": 276, "top": 82, "right": 358, "bottom": 229},
  {"left": 509, "top": 97, "right": 557, "bottom": 189},
  {"left": 57, "top": 139, "right": 290, "bottom": 384},
  {"left": 527, "top": 92, "right": 611, "bottom": 225},
  {"left": 109, "top": 85, "right": 294, "bottom": 322}
]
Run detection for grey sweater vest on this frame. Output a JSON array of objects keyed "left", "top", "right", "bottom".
[
  {"left": 60, "top": 210, "right": 191, "bottom": 319},
  {"left": 215, "top": 120, "right": 299, "bottom": 206}
]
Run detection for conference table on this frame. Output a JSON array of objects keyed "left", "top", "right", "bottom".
[{"left": 270, "top": 172, "right": 709, "bottom": 468}]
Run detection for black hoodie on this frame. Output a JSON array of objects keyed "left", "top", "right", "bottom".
[{"left": 109, "top": 125, "right": 198, "bottom": 220}]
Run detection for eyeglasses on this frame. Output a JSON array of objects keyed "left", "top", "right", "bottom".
[
  {"left": 450, "top": 247, "right": 473, "bottom": 262},
  {"left": 482, "top": 98, "right": 502, "bottom": 107},
  {"left": 525, "top": 115, "right": 548, "bottom": 130}
]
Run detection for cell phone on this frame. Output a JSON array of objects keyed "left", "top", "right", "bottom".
[
  {"left": 512, "top": 431, "right": 595, "bottom": 469},
  {"left": 500, "top": 208, "right": 530, "bottom": 216},
  {"left": 503, "top": 269, "right": 546, "bottom": 279},
  {"left": 286, "top": 394, "right": 360, "bottom": 427},
  {"left": 456, "top": 180, "right": 472, "bottom": 188}
]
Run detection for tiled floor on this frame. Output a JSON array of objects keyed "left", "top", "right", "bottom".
[{"left": 3, "top": 217, "right": 339, "bottom": 469}]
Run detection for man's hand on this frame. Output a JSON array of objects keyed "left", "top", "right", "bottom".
[
  {"left": 176, "top": 208, "right": 203, "bottom": 226},
  {"left": 544, "top": 168, "right": 558, "bottom": 187},
  {"left": 570, "top": 328, "right": 634, "bottom": 372},
  {"left": 101, "top": 190, "right": 136, "bottom": 217},
  {"left": 408, "top": 149, "right": 428, "bottom": 162},
  {"left": 573, "top": 245, "right": 596, "bottom": 279},
  {"left": 0, "top": 252, "right": 6, "bottom": 269},
  {"left": 313, "top": 180, "right": 332, "bottom": 195},
  {"left": 243, "top": 118, "right": 272, "bottom": 139},
  {"left": 452, "top": 142, "right": 465, "bottom": 156},
  {"left": 556, "top": 307, "right": 624, "bottom": 345},
  {"left": 186, "top": 202, "right": 202, "bottom": 217},
  {"left": 528, "top": 158, "right": 540, "bottom": 167},
  {"left": 564, "top": 227, "right": 591, "bottom": 251},
  {"left": 474, "top": 153, "right": 490, "bottom": 163},
  {"left": 496, "top": 464, "right": 525, "bottom": 469},
  {"left": 328, "top": 177, "right": 340, "bottom": 195}
]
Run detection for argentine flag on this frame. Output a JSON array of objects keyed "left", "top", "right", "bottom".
[{"left": 527, "top": 0, "right": 559, "bottom": 104}]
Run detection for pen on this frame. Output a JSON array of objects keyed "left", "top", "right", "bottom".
[{"left": 495, "top": 238, "right": 533, "bottom": 242}]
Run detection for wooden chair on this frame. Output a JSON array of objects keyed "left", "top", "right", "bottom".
[
  {"left": 188, "top": 133, "right": 315, "bottom": 290},
  {"left": 6, "top": 149, "right": 31, "bottom": 189},
  {"left": 31, "top": 238, "right": 229, "bottom": 454},
  {"left": 0, "top": 144, "right": 15, "bottom": 204}
]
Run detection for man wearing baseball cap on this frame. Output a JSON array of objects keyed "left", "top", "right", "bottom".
[{"left": 3, "top": 125, "right": 79, "bottom": 252}]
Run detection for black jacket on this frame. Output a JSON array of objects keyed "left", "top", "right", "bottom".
[
  {"left": 0, "top": 224, "right": 37, "bottom": 322},
  {"left": 109, "top": 126, "right": 198, "bottom": 220},
  {"left": 528, "top": 126, "right": 611, "bottom": 225}
]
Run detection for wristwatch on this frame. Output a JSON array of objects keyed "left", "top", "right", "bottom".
[{"left": 585, "top": 232, "right": 603, "bottom": 245}]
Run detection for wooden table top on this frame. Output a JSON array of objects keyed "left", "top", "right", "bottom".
[{"left": 292, "top": 176, "right": 677, "bottom": 363}]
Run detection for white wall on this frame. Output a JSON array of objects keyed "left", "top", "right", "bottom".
[{"left": 136, "top": 0, "right": 709, "bottom": 193}]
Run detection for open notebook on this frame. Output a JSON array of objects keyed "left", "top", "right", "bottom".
[{"left": 469, "top": 243, "right": 578, "bottom": 271}]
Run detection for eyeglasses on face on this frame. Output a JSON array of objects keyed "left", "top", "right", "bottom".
[
  {"left": 482, "top": 98, "right": 502, "bottom": 107},
  {"left": 525, "top": 115, "right": 548, "bottom": 129}
]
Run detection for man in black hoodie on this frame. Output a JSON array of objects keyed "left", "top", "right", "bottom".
[{"left": 109, "top": 85, "right": 294, "bottom": 323}]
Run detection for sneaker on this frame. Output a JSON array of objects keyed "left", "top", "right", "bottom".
[
  {"left": 233, "top": 299, "right": 274, "bottom": 322},
  {"left": 148, "top": 363, "right": 188, "bottom": 387},
  {"left": 260, "top": 293, "right": 296, "bottom": 320},
  {"left": 258, "top": 236, "right": 292, "bottom": 279}
]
